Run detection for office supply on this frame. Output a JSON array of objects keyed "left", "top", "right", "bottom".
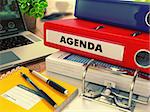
[
  {"left": 46, "top": 69, "right": 150, "bottom": 112},
  {"left": 21, "top": 73, "right": 57, "bottom": 108},
  {"left": 74, "top": 0, "right": 150, "bottom": 32},
  {"left": 29, "top": 69, "right": 68, "bottom": 95},
  {"left": 0, "top": 66, "right": 78, "bottom": 112},
  {"left": 46, "top": 51, "right": 150, "bottom": 97},
  {"left": 0, "top": 0, "right": 58, "bottom": 71},
  {"left": 80, "top": 80, "right": 149, "bottom": 112},
  {"left": 41, "top": 12, "right": 72, "bottom": 21},
  {"left": 18, "top": 84, "right": 43, "bottom": 97},
  {"left": 44, "top": 19, "right": 149, "bottom": 74}
]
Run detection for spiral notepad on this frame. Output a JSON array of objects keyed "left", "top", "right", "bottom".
[{"left": 0, "top": 67, "right": 78, "bottom": 112}]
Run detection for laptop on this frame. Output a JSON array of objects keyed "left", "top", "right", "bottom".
[{"left": 0, "top": 0, "right": 58, "bottom": 71}]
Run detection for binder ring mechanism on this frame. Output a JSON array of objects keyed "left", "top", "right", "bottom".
[{"left": 80, "top": 59, "right": 149, "bottom": 112}]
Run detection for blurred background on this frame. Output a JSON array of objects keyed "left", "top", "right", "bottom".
[
  {"left": 46, "top": 0, "right": 76, "bottom": 14},
  {"left": 35, "top": 0, "right": 76, "bottom": 37}
]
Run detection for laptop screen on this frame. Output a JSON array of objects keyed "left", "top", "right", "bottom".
[{"left": 0, "top": 0, "right": 26, "bottom": 38}]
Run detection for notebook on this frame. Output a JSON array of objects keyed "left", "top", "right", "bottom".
[{"left": 0, "top": 66, "right": 78, "bottom": 112}]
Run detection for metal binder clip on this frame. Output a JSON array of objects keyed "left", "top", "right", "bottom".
[
  {"left": 80, "top": 61, "right": 149, "bottom": 112},
  {"left": 94, "top": 26, "right": 105, "bottom": 30},
  {"left": 113, "top": 70, "right": 139, "bottom": 109},
  {"left": 82, "top": 59, "right": 94, "bottom": 94},
  {"left": 131, "top": 32, "right": 142, "bottom": 37}
]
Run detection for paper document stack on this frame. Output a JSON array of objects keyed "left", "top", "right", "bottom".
[{"left": 46, "top": 51, "right": 150, "bottom": 97}]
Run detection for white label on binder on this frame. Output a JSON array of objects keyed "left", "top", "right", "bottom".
[{"left": 46, "top": 30, "right": 125, "bottom": 61}]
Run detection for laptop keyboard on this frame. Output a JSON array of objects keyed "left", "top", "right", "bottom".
[{"left": 0, "top": 35, "right": 33, "bottom": 51}]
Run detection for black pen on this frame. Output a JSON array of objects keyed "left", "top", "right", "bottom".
[
  {"left": 29, "top": 69, "right": 68, "bottom": 95},
  {"left": 21, "top": 73, "right": 57, "bottom": 108}
]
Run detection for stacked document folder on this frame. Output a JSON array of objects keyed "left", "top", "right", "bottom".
[{"left": 46, "top": 51, "right": 150, "bottom": 97}]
